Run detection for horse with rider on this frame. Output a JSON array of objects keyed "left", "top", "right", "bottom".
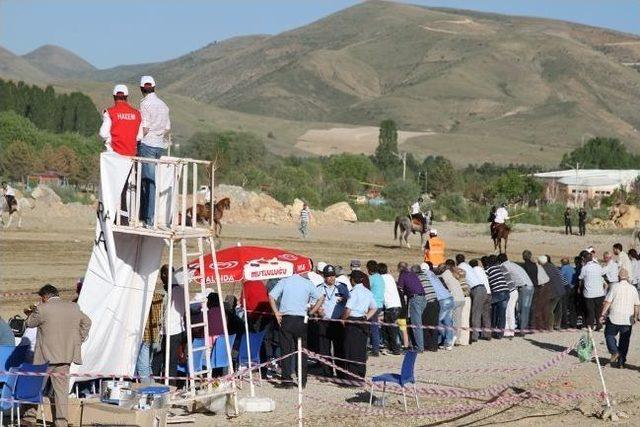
[
  {"left": 394, "top": 197, "right": 431, "bottom": 248},
  {"left": 489, "top": 202, "right": 510, "bottom": 253}
]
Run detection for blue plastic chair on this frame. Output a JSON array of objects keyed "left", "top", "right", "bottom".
[
  {"left": 211, "top": 334, "right": 236, "bottom": 370},
  {"left": 0, "top": 345, "right": 29, "bottom": 384},
  {"left": 1, "top": 362, "right": 49, "bottom": 427},
  {"left": 237, "top": 331, "right": 266, "bottom": 383},
  {"left": 368, "top": 351, "right": 419, "bottom": 412}
]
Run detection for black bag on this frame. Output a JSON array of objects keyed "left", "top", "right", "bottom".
[{"left": 9, "top": 315, "right": 26, "bottom": 337}]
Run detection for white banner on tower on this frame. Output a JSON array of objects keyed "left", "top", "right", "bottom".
[{"left": 71, "top": 152, "right": 179, "bottom": 383}]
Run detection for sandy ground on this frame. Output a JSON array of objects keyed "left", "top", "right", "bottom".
[
  {"left": 2, "top": 210, "right": 640, "bottom": 426},
  {"left": 295, "top": 126, "right": 435, "bottom": 156}
]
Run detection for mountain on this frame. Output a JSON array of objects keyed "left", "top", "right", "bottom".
[
  {"left": 3, "top": 1, "right": 640, "bottom": 166},
  {"left": 22, "top": 45, "right": 96, "bottom": 78},
  {"left": 91, "top": 1, "right": 640, "bottom": 162},
  {"left": 0, "top": 46, "right": 50, "bottom": 83}
]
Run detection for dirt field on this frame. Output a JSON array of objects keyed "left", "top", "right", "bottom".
[
  {"left": 2, "top": 211, "right": 640, "bottom": 426},
  {"left": 295, "top": 126, "right": 434, "bottom": 156}
]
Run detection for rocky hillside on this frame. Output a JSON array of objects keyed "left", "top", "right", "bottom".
[
  {"left": 3, "top": 1, "right": 640, "bottom": 164},
  {"left": 87, "top": 1, "right": 640, "bottom": 159}
]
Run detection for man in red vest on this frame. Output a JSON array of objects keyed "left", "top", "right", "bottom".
[{"left": 99, "top": 84, "right": 142, "bottom": 156}]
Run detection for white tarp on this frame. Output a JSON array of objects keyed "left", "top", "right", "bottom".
[{"left": 72, "top": 152, "right": 180, "bottom": 381}]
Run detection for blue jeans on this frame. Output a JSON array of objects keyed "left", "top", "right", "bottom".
[
  {"left": 138, "top": 143, "right": 167, "bottom": 224},
  {"left": 135, "top": 341, "right": 153, "bottom": 382},
  {"left": 408, "top": 295, "right": 427, "bottom": 351},
  {"left": 604, "top": 320, "right": 632, "bottom": 364},
  {"left": 369, "top": 309, "right": 382, "bottom": 354},
  {"left": 438, "top": 297, "right": 455, "bottom": 346},
  {"left": 518, "top": 286, "right": 534, "bottom": 331},
  {"left": 491, "top": 291, "right": 509, "bottom": 338}
]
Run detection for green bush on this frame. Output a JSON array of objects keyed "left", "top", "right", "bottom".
[
  {"left": 50, "top": 185, "right": 92, "bottom": 204},
  {"left": 352, "top": 204, "right": 397, "bottom": 222}
]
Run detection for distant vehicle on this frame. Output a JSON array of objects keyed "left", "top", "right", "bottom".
[{"left": 368, "top": 197, "right": 387, "bottom": 207}]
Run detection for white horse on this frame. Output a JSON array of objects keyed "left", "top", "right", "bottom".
[{"left": 1, "top": 195, "right": 22, "bottom": 229}]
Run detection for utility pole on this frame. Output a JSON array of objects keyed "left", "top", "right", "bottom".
[
  {"left": 393, "top": 151, "right": 407, "bottom": 182},
  {"left": 574, "top": 162, "right": 580, "bottom": 206},
  {"left": 424, "top": 169, "right": 428, "bottom": 194}
]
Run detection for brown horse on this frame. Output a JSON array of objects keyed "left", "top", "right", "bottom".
[
  {"left": 492, "top": 223, "right": 510, "bottom": 254},
  {"left": 185, "top": 197, "right": 231, "bottom": 236}
]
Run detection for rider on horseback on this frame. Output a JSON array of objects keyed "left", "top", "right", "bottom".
[
  {"left": 410, "top": 197, "right": 427, "bottom": 233},
  {"left": 490, "top": 202, "right": 509, "bottom": 239}
]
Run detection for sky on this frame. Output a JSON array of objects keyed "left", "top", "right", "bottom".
[{"left": 1, "top": 0, "right": 638, "bottom": 69}]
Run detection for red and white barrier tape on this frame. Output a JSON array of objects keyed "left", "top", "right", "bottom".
[
  {"left": 0, "top": 350, "right": 296, "bottom": 383},
  {"left": 304, "top": 340, "right": 578, "bottom": 400}
]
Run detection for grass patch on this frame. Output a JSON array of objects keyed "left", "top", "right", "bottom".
[{"left": 50, "top": 185, "right": 93, "bottom": 205}]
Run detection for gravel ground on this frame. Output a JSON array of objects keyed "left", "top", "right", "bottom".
[{"left": 174, "top": 329, "right": 640, "bottom": 426}]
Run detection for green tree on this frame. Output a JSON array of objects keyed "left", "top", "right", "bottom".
[
  {"left": 0, "top": 79, "right": 100, "bottom": 136},
  {"left": 422, "top": 155, "right": 461, "bottom": 197},
  {"left": 324, "top": 153, "right": 378, "bottom": 183},
  {"left": 560, "top": 137, "right": 639, "bottom": 169},
  {"left": 1, "top": 140, "right": 40, "bottom": 182},
  {"left": 374, "top": 119, "right": 399, "bottom": 170},
  {"left": 493, "top": 170, "right": 542, "bottom": 204},
  {"left": 381, "top": 178, "right": 421, "bottom": 211}
]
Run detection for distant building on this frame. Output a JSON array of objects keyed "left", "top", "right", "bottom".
[
  {"left": 533, "top": 169, "right": 640, "bottom": 206},
  {"left": 27, "top": 171, "right": 68, "bottom": 188}
]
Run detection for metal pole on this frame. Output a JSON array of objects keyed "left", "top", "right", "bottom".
[
  {"left": 134, "top": 160, "right": 142, "bottom": 227},
  {"left": 209, "top": 235, "right": 239, "bottom": 415},
  {"left": 214, "top": 163, "right": 216, "bottom": 231},
  {"left": 242, "top": 296, "right": 256, "bottom": 398},
  {"left": 297, "top": 337, "right": 303, "bottom": 427},
  {"left": 181, "top": 165, "right": 188, "bottom": 229},
  {"left": 588, "top": 326, "right": 612, "bottom": 409},
  {"left": 164, "top": 240, "right": 174, "bottom": 386},
  {"left": 575, "top": 162, "right": 579, "bottom": 206},
  {"left": 153, "top": 159, "right": 161, "bottom": 228},
  {"left": 181, "top": 238, "right": 195, "bottom": 394},
  {"left": 402, "top": 153, "right": 406, "bottom": 182},
  {"left": 424, "top": 169, "right": 428, "bottom": 194},
  {"left": 192, "top": 163, "right": 197, "bottom": 229}
]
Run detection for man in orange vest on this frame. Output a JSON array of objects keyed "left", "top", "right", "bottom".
[
  {"left": 99, "top": 84, "right": 143, "bottom": 156},
  {"left": 424, "top": 229, "right": 445, "bottom": 266}
]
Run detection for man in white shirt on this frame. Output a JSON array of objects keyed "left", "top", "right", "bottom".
[
  {"left": 137, "top": 75, "right": 171, "bottom": 226},
  {"left": 602, "top": 251, "right": 619, "bottom": 285},
  {"left": 456, "top": 254, "right": 485, "bottom": 342},
  {"left": 410, "top": 197, "right": 426, "bottom": 232},
  {"left": 613, "top": 243, "right": 631, "bottom": 276},
  {"left": 599, "top": 269, "right": 639, "bottom": 368},
  {"left": 335, "top": 265, "right": 352, "bottom": 291},
  {"left": 579, "top": 253, "right": 606, "bottom": 330},
  {"left": 2, "top": 181, "right": 20, "bottom": 229},
  {"left": 470, "top": 258, "right": 492, "bottom": 340},
  {"left": 500, "top": 254, "right": 533, "bottom": 336},
  {"left": 494, "top": 203, "right": 509, "bottom": 224},
  {"left": 307, "top": 261, "right": 326, "bottom": 286},
  {"left": 378, "top": 263, "right": 402, "bottom": 355}
]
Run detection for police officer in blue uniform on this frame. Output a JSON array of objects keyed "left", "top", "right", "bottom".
[
  {"left": 315, "top": 265, "right": 350, "bottom": 377},
  {"left": 269, "top": 274, "right": 324, "bottom": 388},
  {"left": 341, "top": 270, "right": 378, "bottom": 381}
]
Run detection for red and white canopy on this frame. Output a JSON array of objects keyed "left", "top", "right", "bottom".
[{"left": 186, "top": 245, "right": 312, "bottom": 284}]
